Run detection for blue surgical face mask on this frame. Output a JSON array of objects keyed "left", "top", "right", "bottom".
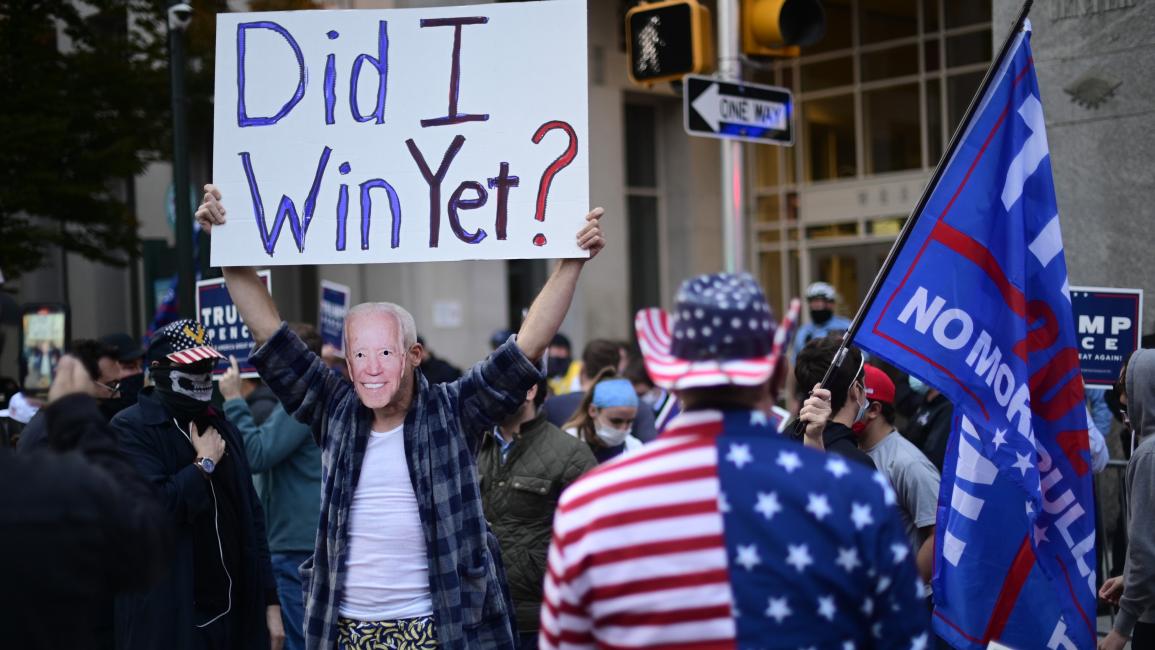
[
  {"left": 853, "top": 383, "right": 869, "bottom": 425},
  {"left": 908, "top": 376, "right": 929, "bottom": 396}
]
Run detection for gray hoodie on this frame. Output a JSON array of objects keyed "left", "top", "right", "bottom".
[{"left": 1115, "top": 348, "right": 1155, "bottom": 636}]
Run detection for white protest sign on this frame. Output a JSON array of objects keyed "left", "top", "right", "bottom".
[{"left": 211, "top": 1, "right": 589, "bottom": 267}]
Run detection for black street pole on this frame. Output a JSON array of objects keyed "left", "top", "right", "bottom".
[{"left": 168, "top": 2, "right": 195, "bottom": 318}]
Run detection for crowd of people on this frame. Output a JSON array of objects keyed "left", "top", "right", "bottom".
[{"left": 0, "top": 186, "right": 1150, "bottom": 650}]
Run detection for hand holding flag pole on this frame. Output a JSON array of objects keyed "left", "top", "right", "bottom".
[{"left": 793, "top": 0, "right": 1035, "bottom": 437}]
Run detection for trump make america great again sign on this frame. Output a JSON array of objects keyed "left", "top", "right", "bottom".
[{"left": 210, "top": 1, "right": 589, "bottom": 266}]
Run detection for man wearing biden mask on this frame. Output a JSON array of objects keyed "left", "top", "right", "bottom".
[{"left": 196, "top": 184, "right": 605, "bottom": 650}]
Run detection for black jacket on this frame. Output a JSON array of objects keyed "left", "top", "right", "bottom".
[
  {"left": 903, "top": 392, "right": 954, "bottom": 472},
  {"left": 477, "top": 413, "right": 596, "bottom": 633},
  {"left": 14, "top": 409, "right": 47, "bottom": 453},
  {"left": 788, "top": 421, "right": 876, "bottom": 469},
  {"left": 818, "top": 422, "right": 876, "bottom": 470},
  {"left": 0, "top": 394, "right": 172, "bottom": 650},
  {"left": 110, "top": 388, "right": 276, "bottom": 650}
]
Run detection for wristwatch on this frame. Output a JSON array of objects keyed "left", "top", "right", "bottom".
[{"left": 194, "top": 457, "right": 216, "bottom": 476}]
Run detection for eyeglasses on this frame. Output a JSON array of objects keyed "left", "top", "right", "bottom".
[{"left": 96, "top": 380, "right": 121, "bottom": 395}]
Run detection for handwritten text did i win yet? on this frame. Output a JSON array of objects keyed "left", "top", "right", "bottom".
[{"left": 234, "top": 17, "right": 578, "bottom": 256}]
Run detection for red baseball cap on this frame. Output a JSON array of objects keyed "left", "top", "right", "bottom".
[{"left": 863, "top": 364, "right": 895, "bottom": 406}]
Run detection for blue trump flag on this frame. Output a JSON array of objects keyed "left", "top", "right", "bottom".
[{"left": 854, "top": 21, "right": 1096, "bottom": 649}]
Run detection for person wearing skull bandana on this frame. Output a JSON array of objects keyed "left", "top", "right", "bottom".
[
  {"left": 197, "top": 184, "right": 605, "bottom": 650},
  {"left": 110, "top": 319, "right": 285, "bottom": 650}
]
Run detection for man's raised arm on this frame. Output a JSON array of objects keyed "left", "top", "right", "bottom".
[
  {"left": 516, "top": 207, "right": 605, "bottom": 361},
  {"left": 196, "top": 185, "right": 281, "bottom": 346}
]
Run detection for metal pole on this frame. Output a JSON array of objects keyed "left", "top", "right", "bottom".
[
  {"left": 168, "top": 3, "right": 195, "bottom": 319},
  {"left": 717, "top": 0, "right": 743, "bottom": 273},
  {"left": 126, "top": 176, "right": 142, "bottom": 338}
]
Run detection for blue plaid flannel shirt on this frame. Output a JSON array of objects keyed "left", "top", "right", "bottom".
[{"left": 251, "top": 324, "right": 542, "bottom": 649}]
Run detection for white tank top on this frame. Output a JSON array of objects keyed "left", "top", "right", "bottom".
[{"left": 338, "top": 425, "right": 433, "bottom": 621}]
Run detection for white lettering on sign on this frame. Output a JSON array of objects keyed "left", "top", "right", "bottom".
[
  {"left": 1078, "top": 314, "right": 1104, "bottom": 335},
  {"left": 943, "top": 415, "right": 999, "bottom": 567},
  {"left": 321, "top": 301, "right": 345, "bottom": 319},
  {"left": 1037, "top": 443, "right": 1097, "bottom": 594},
  {"left": 1001, "top": 95, "right": 1050, "bottom": 212},
  {"left": 1047, "top": 617, "right": 1077, "bottom": 650},
  {"left": 690, "top": 83, "right": 787, "bottom": 133},
  {"left": 897, "top": 286, "right": 1034, "bottom": 436},
  {"left": 1076, "top": 312, "right": 1132, "bottom": 352}
]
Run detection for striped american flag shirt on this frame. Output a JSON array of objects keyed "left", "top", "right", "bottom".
[{"left": 540, "top": 409, "right": 930, "bottom": 649}]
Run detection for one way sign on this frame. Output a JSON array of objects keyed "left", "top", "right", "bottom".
[{"left": 684, "top": 74, "right": 793, "bottom": 145}]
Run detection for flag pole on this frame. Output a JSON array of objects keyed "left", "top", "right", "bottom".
[{"left": 800, "top": 0, "right": 1035, "bottom": 408}]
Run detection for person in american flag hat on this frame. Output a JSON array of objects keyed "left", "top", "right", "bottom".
[
  {"left": 145, "top": 318, "right": 226, "bottom": 422},
  {"left": 540, "top": 272, "right": 931, "bottom": 649},
  {"left": 111, "top": 318, "right": 285, "bottom": 649}
]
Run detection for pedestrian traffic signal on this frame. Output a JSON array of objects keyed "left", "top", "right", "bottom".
[
  {"left": 625, "top": 0, "right": 714, "bottom": 85},
  {"left": 742, "top": 0, "right": 826, "bottom": 57}
]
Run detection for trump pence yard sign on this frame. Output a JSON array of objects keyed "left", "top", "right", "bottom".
[{"left": 210, "top": 0, "right": 589, "bottom": 266}]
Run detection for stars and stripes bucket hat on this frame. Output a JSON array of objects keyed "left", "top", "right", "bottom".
[
  {"left": 635, "top": 272, "right": 777, "bottom": 390},
  {"left": 147, "top": 319, "right": 225, "bottom": 366}
]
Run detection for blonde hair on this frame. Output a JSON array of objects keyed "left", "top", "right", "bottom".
[{"left": 344, "top": 302, "right": 418, "bottom": 352}]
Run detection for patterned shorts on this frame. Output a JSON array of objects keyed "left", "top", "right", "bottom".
[{"left": 336, "top": 616, "right": 438, "bottom": 650}]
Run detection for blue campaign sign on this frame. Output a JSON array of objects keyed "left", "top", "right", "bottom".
[
  {"left": 1070, "top": 286, "right": 1143, "bottom": 389},
  {"left": 195, "top": 271, "right": 271, "bottom": 378},
  {"left": 319, "top": 280, "right": 351, "bottom": 353}
]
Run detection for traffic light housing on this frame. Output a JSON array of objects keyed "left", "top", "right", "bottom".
[
  {"left": 742, "top": 0, "right": 826, "bottom": 57},
  {"left": 625, "top": 0, "right": 715, "bottom": 85}
]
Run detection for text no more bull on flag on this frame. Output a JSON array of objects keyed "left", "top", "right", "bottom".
[{"left": 846, "top": 14, "right": 1097, "bottom": 650}]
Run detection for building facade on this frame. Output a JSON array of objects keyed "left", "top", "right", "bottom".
[
  {"left": 4, "top": 0, "right": 1150, "bottom": 381},
  {"left": 747, "top": 0, "right": 993, "bottom": 318},
  {"left": 994, "top": 0, "right": 1154, "bottom": 330}
]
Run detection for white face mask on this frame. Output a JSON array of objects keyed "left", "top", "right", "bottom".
[
  {"left": 595, "top": 424, "right": 630, "bottom": 447},
  {"left": 168, "top": 367, "right": 214, "bottom": 402}
]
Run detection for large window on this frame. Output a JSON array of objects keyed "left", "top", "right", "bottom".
[
  {"left": 864, "top": 83, "right": 922, "bottom": 173},
  {"left": 624, "top": 103, "right": 663, "bottom": 318},
  {"left": 750, "top": 0, "right": 991, "bottom": 316},
  {"left": 802, "top": 95, "right": 857, "bottom": 181}
]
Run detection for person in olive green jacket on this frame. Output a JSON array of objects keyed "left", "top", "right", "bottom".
[
  {"left": 477, "top": 378, "right": 596, "bottom": 649},
  {"left": 219, "top": 323, "right": 323, "bottom": 650}
]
